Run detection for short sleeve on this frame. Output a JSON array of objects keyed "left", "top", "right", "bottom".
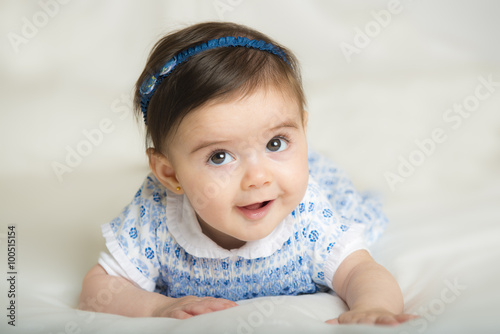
[
  {"left": 101, "top": 174, "right": 166, "bottom": 291},
  {"left": 296, "top": 179, "right": 369, "bottom": 290}
]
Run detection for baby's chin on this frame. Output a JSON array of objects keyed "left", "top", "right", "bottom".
[{"left": 236, "top": 220, "right": 284, "bottom": 243}]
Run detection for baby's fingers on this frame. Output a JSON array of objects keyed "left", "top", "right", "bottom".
[
  {"left": 326, "top": 311, "right": 419, "bottom": 326},
  {"left": 374, "top": 313, "right": 419, "bottom": 326},
  {"left": 184, "top": 297, "right": 237, "bottom": 316},
  {"left": 374, "top": 315, "right": 400, "bottom": 326},
  {"left": 169, "top": 309, "right": 194, "bottom": 320},
  {"left": 394, "top": 313, "right": 419, "bottom": 323}
]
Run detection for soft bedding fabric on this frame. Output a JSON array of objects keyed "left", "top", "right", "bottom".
[
  {"left": 6, "top": 177, "right": 500, "bottom": 333},
  {"left": 1, "top": 1, "right": 499, "bottom": 333}
]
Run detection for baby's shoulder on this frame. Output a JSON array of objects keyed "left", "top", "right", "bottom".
[
  {"left": 138, "top": 173, "right": 169, "bottom": 218},
  {"left": 291, "top": 178, "right": 346, "bottom": 250},
  {"left": 129, "top": 173, "right": 167, "bottom": 207},
  {"left": 308, "top": 150, "right": 348, "bottom": 186},
  {"left": 109, "top": 173, "right": 168, "bottom": 231},
  {"left": 295, "top": 177, "right": 339, "bottom": 225}
]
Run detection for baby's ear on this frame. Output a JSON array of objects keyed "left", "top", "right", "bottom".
[
  {"left": 302, "top": 110, "right": 309, "bottom": 131},
  {"left": 147, "top": 148, "right": 183, "bottom": 194}
]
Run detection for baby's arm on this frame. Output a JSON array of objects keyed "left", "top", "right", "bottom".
[
  {"left": 328, "top": 250, "right": 416, "bottom": 325},
  {"left": 79, "top": 264, "right": 237, "bottom": 318}
]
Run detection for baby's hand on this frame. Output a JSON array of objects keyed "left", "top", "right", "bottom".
[
  {"left": 153, "top": 296, "right": 238, "bottom": 319},
  {"left": 326, "top": 308, "right": 418, "bottom": 326}
]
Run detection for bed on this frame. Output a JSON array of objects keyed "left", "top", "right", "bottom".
[{"left": 1, "top": 1, "right": 499, "bottom": 333}]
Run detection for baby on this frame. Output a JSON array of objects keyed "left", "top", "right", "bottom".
[{"left": 80, "top": 21, "right": 415, "bottom": 325}]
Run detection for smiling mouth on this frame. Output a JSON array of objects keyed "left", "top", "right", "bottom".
[
  {"left": 241, "top": 201, "right": 271, "bottom": 210},
  {"left": 237, "top": 200, "right": 274, "bottom": 220}
]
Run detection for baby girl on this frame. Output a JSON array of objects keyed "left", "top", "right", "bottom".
[{"left": 80, "top": 21, "right": 415, "bottom": 325}]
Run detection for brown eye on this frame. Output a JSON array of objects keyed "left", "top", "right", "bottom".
[
  {"left": 209, "top": 151, "right": 234, "bottom": 166},
  {"left": 266, "top": 138, "right": 287, "bottom": 152}
]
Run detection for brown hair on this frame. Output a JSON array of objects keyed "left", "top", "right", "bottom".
[{"left": 133, "top": 22, "right": 305, "bottom": 154}]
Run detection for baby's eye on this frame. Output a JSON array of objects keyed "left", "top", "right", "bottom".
[
  {"left": 208, "top": 151, "right": 234, "bottom": 166},
  {"left": 266, "top": 137, "right": 288, "bottom": 153}
]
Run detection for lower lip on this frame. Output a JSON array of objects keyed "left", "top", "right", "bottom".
[{"left": 237, "top": 200, "right": 274, "bottom": 220}]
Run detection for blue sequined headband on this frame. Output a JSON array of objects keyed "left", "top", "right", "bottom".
[{"left": 139, "top": 36, "right": 290, "bottom": 123}]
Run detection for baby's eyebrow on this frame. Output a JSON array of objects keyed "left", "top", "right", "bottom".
[
  {"left": 190, "top": 120, "right": 300, "bottom": 154},
  {"left": 269, "top": 120, "right": 299, "bottom": 132},
  {"left": 190, "top": 139, "right": 230, "bottom": 155}
]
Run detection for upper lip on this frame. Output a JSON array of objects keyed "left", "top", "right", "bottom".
[{"left": 237, "top": 199, "right": 274, "bottom": 208}]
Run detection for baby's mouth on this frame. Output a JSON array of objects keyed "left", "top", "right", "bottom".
[
  {"left": 237, "top": 200, "right": 274, "bottom": 220},
  {"left": 241, "top": 201, "right": 271, "bottom": 210}
]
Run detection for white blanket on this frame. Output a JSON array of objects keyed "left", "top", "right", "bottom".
[{"left": 1, "top": 1, "right": 499, "bottom": 333}]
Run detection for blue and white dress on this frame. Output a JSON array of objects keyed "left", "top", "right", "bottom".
[{"left": 99, "top": 151, "right": 387, "bottom": 301}]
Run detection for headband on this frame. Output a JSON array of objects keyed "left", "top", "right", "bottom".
[{"left": 139, "top": 36, "right": 290, "bottom": 123}]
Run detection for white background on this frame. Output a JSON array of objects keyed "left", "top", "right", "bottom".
[{"left": 0, "top": 1, "right": 499, "bottom": 333}]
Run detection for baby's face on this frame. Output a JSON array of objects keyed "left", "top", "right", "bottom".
[{"left": 167, "top": 86, "right": 309, "bottom": 249}]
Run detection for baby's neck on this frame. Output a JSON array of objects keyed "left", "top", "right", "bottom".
[{"left": 196, "top": 216, "right": 247, "bottom": 250}]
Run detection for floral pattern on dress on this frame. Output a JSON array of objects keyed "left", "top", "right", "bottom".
[{"left": 105, "top": 151, "right": 387, "bottom": 301}]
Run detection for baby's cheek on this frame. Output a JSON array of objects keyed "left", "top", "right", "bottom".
[
  {"left": 191, "top": 190, "right": 229, "bottom": 218},
  {"left": 291, "top": 168, "right": 309, "bottom": 203},
  {"left": 182, "top": 182, "right": 216, "bottom": 213},
  {"left": 289, "top": 160, "right": 309, "bottom": 188}
]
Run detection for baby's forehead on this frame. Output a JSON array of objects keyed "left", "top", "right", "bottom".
[
  {"left": 162, "top": 82, "right": 305, "bottom": 148},
  {"left": 176, "top": 88, "right": 302, "bottom": 133},
  {"left": 203, "top": 83, "right": 303, "bottom": 112}
]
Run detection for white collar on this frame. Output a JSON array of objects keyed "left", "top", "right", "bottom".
[{"left": 164, "top": 189, "right": 294, "bottom": 259}]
